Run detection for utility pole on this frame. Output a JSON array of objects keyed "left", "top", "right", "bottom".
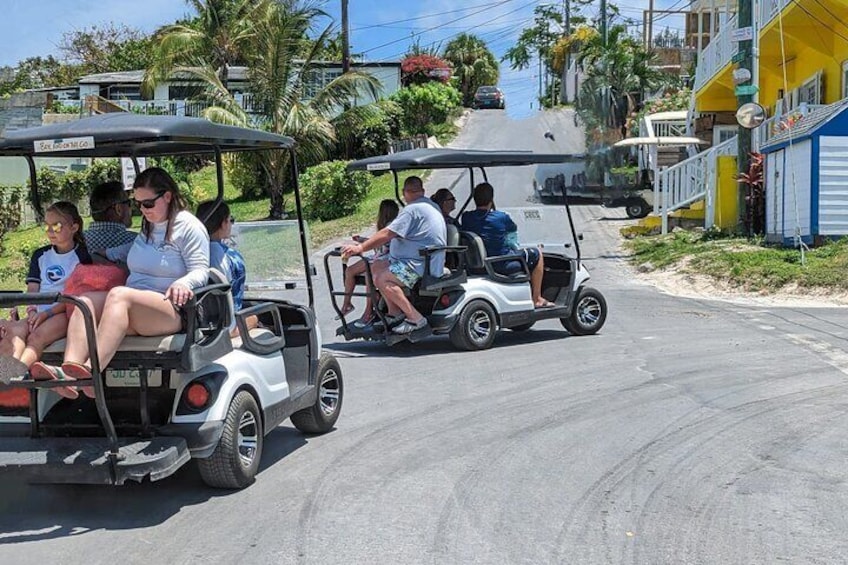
[
  {"left": 737, "top": 0, "right": 754, "bottom": 228},
  {"left": 600, "top": 0, "right": 608, "bottom": 47},
  {"left": 647, "top": 0, "right": 655, "bottom": 50},
  {"left": 341, "top": 0, "right": 351, "bottom": 73}
]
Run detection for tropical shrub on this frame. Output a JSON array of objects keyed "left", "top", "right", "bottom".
[
  {"left": 401, "top": 54, "right": 452, "bottom": 86},
  {"left": 391, "top": 82, "right": 462, "bottom": 135},
  {"left": 299, "top": 160, "right": 370, "bottom": 221}
]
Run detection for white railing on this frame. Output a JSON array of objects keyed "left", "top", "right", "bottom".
[
  {"left": 759, "top": 0, "right": 789, "bottom": 29},
  {"left": 693, "top": 13, "right": 738, "bottom": 92},
  {"left": 51, "top": 95, "right": 263, "bottom": 117},
  {"left": 657, "top": 136, "right": 738, "bottom": 234},
  {"left": 754, "top": 103, "right": 827, "bottom": 149}
]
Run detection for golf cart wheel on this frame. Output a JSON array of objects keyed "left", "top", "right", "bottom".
[
  {"left": 450, "top": 300, "right": 498, "bottom": 351},
  {"left": 626, "top": 199, "right": 650, "bottom": 219},
  {"left": 509, "top": 322, "right": 535, "bottom": 332},
  {"left": 291, "top": 353, "right": 343, "bottom": 434},
  {"left": 198, "top": 390, "right": 263, "bottom": 489},
  {"left": 561, "top": 287, "right": 607, "bottom": 336}
]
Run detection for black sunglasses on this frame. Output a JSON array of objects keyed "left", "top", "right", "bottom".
[{"left": 133, "top": 191, "right": 166, "bottom": 209}]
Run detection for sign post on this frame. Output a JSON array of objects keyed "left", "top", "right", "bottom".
[{"left": 121, "top": 158, "right": 146, "bottom": 190}]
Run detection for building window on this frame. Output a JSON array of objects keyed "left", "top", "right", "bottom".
[
  {"left": 799, "top": 71, "right": 822, "bottom": 105},
  {"left": 107, "top": 85, "right": 141, "bottom": 100},
  {"left": 169, "top": 84, "right": 204, "bottom": 100}
]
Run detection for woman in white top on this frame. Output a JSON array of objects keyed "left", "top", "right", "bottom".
[{"left": 31, "top": 168, "right": 210, "bottom": 388}]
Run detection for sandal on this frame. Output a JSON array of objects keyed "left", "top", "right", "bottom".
[
  {"left": 61, "top": 362, "right": 95, "bottom": 399},
  {"left": 535, "top": 299, "right": 556, "bottom": 309},
  {"left": 29, "top": 362, "right": 78, "bottom": 400}
]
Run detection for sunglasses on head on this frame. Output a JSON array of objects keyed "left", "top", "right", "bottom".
[
  {"left": 43, "top": 222, "right": 63, "bottom": 233},
  {"left": 229, "top": 216, "right": 236, "bottom": 224},
  {"left": 133, "top": 191, "right": 166, "bottom": 209}
]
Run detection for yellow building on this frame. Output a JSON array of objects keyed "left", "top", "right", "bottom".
[{"left": 694, "top": 0, "right": 848, "bottom": 134}]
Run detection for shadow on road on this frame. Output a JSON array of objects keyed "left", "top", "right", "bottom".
[
  {"left": 0, "top": 427, "right": 307, "bottom": 545},
  {"left": 325, "top": 328, "right": 571, "bottom": 359}
]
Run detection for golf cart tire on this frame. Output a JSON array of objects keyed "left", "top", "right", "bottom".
[
  {"left": 626, "top": 199, "right": 650, "bottom": 219},
  {"left": 509, "top": 322, "right": 535, "bottom": 332},
  {"left": 450, "top": 299, "right": 498, "bottom": 351},
  {"left": 198, "top": 390, "right": 263, "bottom": 489},
  {"left": 291, "top": 353, "right": 343, "bottom": 434},
  {"left": 561, "top": 287, "right": 607, "bottom": 336}
]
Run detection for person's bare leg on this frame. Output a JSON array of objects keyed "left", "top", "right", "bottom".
[
  {"left": 375, "top": 270, "right": 423, "bottom": 322},
  {"left": 19, "top": 315, "right": 70, "bottom": 367},
  {"left": 95, "top": 287, "right": 182, "bottom": 369},
  {"left": 341, "top": 260, "right": 365, "bottom": 312},
  {"left": 63, "top": 292, "right": 108, "bottom": 365},
  {"left": 531, "top": 250, "right": 546, "bottom": 306},
  {"left": 370, "top": 261, "right": 400, "bottom": 316},
  {"left": 2, "top": 320, "right": 28, "bottom": 360}
]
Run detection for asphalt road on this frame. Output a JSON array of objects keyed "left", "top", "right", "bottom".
[{"left": 4, "top": 109, "right": 848, "bottom": 564}]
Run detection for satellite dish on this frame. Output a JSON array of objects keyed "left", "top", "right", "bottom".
[{"left": 736, "top": 102, "right": 766, "bottom": 129}]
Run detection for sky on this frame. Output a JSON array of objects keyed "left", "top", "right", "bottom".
[{"left": 0, "top": 0, "right": 685, "bottom": 120}]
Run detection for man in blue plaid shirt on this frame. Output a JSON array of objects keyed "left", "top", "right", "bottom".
[{"left": 83, "top": 181, "right": 136, "bottom": 255}]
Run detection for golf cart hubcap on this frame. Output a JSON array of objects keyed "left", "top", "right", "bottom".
[
  {"left": 576, "top": 295, "right": 602, "bottom": 327},
  {"left": 468, "top": 311, "right": 492, "bottom": 342},
  {"left": 319, "top": 368, "right": 340, "bottom": 416},
  {"left": 237, "top": 411, "right": 258, "bottom": 466}
]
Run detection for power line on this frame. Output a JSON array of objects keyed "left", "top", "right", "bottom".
[
  {"left": 360, "top": 0, "right": 521, "bottom": 55},
  {"left": 350, "top": 1, "right": 504, "bottom": 31}
]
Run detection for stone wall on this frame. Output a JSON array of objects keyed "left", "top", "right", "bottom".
[{"left": 0, "top": 91, "right": 48, "bottom": 134}]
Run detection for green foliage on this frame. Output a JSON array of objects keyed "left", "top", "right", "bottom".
[
  {"left": 376, "top": 99, "right": 403, "bottom": 138},
  {"left": 625, "top": 88, "right": 690, "bottom": 135},
  {"left": 299, "top": 161, "right": 370, "bottom": 221},
  {"left": 59, "top": 24, "right": 155, "bottom": 73},
  {"left": 390, "top": 82, "right": 462, "bottom": 135},
  {"left": 443, "top": 33, "right": 500, "bottom": 107},
  {"left": 332, "top": 103, "right": 398, "bottom": 160},
  {"left": 30, "top": 160, "right": 121, "bottom": 209}
]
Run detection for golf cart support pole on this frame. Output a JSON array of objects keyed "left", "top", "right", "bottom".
[
  {"left": 289, "top": 149, "right": 314, "bottom": 308},
  {"left": 392, "top": 170, "right": 401, "bottom": 203},
  {"left": 25, "top": 156, "right": 43, "bottom": 222},
  {"left": 0, "top": 293, "right": 121, "bottom": 459}
]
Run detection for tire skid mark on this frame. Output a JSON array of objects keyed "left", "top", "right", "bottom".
[{"left": 552, "top": 381, "right": 848, "bottom": 563}]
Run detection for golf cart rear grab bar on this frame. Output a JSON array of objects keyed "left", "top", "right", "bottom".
[{"left": 0, "top": 292, "right": 60, "bottom": 307}]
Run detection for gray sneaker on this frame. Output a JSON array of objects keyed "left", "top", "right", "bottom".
[{"left": 392, "top": 317, "right": 429, "bottom": 334}]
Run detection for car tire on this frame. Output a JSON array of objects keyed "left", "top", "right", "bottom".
[
  {"left": 561, "top": 287, "right": 607, "bottom": 336},
  {"left": 290, "top": 353, "right": 343, "bottom": 434},
  {"left": 509, "top": 322, "right": 535, "bottom": 332},
  {"left": 198, "top": 390, "right": 263, "bottom": 489},
  {"left": 626, "top": 199, "right": 650, "bottom": 219},
  {"left": 450, "top": 300, "right": 498, "bottom": 351}
]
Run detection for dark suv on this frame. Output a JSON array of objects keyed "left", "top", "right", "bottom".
[{"left": 473, "top": 86, "right": 505, "bottom": 110}]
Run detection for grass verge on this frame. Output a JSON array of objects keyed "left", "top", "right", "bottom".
[{"left": 625, "top": 229, "right": 848, "bottom": 293}]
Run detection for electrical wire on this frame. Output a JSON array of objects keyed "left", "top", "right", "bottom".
[{"left": 350, "top": 1, "right": 507, "bottom": 31}]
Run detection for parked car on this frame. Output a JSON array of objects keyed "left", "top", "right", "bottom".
[{"left": 473, "top": 86, "right": 506, "bottom": 110}]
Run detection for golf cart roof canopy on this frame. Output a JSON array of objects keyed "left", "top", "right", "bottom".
[
  {"left": 0, "top": 113, "right": 295, "bottom": 158},
  {"left": 348, "top": 148, "right": 587, "bottom": 172}
]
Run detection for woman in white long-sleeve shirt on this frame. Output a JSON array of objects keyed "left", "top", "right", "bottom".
[{"left": 31, "top": 168, "right": 210, "bottom": 386}]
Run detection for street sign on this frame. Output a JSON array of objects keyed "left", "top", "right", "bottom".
[
  {"left": 732, "top": 26, "right": 754, "bottom": 42},
  {"left": 735, "top": 85, "right": 759, "bottom": 96},
  {"left": 731, "top": 50, "right": 748, "bottom": 64},
  {"left": 121, "top": 157, "right": 146, "bottom": 190}
]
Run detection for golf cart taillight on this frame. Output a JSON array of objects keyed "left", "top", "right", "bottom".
[
  {"left": 185, "top": 382, "right": 210, "bottom": 410},
  {"left": 439, "top": 294, "right": 452, "bottom": 307}
]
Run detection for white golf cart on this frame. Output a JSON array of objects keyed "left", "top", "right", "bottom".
[
  {"left": 325, "top": 148, "right": 608, "bottom": 351},
  {"left": 0, "top": 114, "right": 342, "bottom": 489}
]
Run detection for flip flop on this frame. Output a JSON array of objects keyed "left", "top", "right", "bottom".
[
  {"left": 535, "top": 300, "right": 556, "bottom": 309},
  {"left": 29, "top": 362, "right": 79, "bottom": 400},
  {"left": 61, "top": 362, "right": 95, "bottom": 399}
]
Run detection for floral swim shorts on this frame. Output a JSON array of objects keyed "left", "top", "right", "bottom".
[{"left": 388, "top": 258, "right": 421, "bottom": 288}]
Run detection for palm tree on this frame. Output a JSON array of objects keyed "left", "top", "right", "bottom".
[
  {"left": 143, "top": 0, "right": 263, "bottom": 95},
  {"left": 442, "top": 34, "right": 499, "bottom": 107},
  {"left": 187, "top": 0, "right": 380, "bottom": 218}
]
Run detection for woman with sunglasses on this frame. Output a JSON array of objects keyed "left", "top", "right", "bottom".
[
  {"left": 0, "top": 202, "right": 92, "bottom": 400},
  {"left": 31, "top": 168, "right": 210, "bottom": 387}
]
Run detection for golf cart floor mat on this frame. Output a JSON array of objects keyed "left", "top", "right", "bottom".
[{"left": 0, "top": 436, "right": 190, "bottom": 485}]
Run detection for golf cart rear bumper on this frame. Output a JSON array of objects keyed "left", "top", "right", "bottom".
[
  {"left": 0, "top": 436, "right": 191, "bottom": 485},
  {"left": 158, "top": 420, "right": 225, "bottom": 458}
]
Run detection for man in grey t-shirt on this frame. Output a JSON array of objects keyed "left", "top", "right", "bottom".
[{"left": 341, "top": 176, "right": 446, "bottom": 334}]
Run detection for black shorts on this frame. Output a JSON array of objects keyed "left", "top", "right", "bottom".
[{"left": 494, "top": 247, "right": 540, "bottom": 275}]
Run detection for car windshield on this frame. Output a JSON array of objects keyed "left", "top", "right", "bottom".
[{"left": 477, "top": 87, "right": 498, "bottom": 94}]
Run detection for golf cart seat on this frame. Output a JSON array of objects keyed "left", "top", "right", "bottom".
[
  {"left": 459, "top": 231, "right": 531, "bottom": 284},
  {"left": 41, "top": 269, "right": 234, "bottom": 372}
]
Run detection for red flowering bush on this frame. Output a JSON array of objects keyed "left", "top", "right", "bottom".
[{"left": 401, "top": 54, "right": 452, "bottom": 86}]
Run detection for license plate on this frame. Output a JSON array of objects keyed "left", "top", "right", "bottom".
[{"left": 105, "top": 369, "right": 163, "bottom": 388}]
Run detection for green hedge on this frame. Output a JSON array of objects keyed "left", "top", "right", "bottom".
[{"left": 299, "top": 160, "right": 370, "bottom": 221}]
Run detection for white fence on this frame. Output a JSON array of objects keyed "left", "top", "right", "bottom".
[
  {"left": 693, "top": 13, "right": 738, "bottom": 93},
  {"left": 656, "top": 136, "right": 738, "bottom": 234}
]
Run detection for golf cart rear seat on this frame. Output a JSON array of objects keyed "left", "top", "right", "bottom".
[
  {"left": 41, "top": 269, "right": 234, "bottom": 373},
  {"left": 459, "top": 231, "right": 531, "bottom": 284}
]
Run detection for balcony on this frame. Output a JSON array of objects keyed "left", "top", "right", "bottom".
[
  {"left": 693, "top": 13, "right": 738, "bottom": 93},
  {"left": 759, "top": 0, "right": 789, "bottom": 29}
]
